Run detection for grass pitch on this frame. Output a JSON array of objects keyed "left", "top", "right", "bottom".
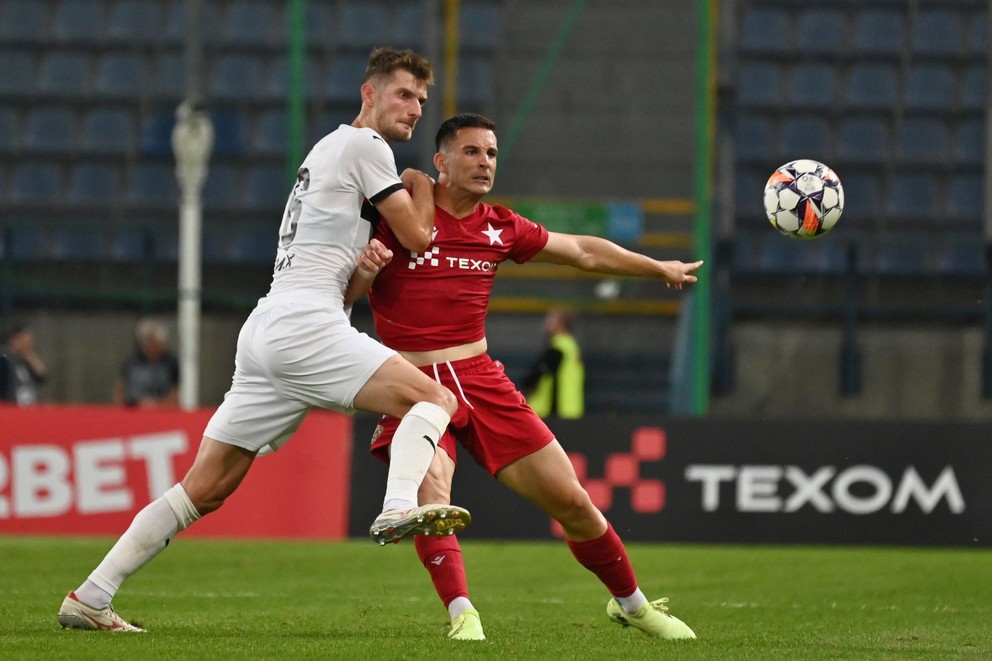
[{"left": 1, "top": 536, "right": 989, "bottom": 659}]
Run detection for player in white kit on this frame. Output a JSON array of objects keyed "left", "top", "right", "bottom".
[{"left": 57, "top": 48, "right": 470, "bottom": 633}]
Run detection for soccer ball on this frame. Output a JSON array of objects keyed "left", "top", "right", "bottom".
[{"left": 763, "top": 159, "right": 844, "bottom": 239}]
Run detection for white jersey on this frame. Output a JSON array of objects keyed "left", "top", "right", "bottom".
[{"left": 266, "top": 124, "right": 404, "bottom": 307}]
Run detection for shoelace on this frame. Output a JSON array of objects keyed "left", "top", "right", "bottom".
[{"left": 648, "top": 597, "right": 671, "bottom": 614}]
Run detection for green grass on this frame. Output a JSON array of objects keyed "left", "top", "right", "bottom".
[{"left": 1, "top": 536, "right": 989, "bottom": 659}]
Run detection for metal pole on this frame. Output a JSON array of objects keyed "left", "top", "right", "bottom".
[{"left": 173, "top": 0, "right": 213, "bottom": 410}]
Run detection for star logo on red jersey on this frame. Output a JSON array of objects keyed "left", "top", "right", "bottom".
[{"left": 481, "top": 223, "right": 503, "bottom": 245}]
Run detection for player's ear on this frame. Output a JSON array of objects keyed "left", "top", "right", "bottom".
[
  {"left": 433, "top": 151, "right": 446, "bottom": 174},
  {"left": 359, "top": 81, "right": 377, "bottom": 108}
]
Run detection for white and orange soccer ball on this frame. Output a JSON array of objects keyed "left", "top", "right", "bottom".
[{"left": 763, "top": 159, "right": 844, "bottom": 239}]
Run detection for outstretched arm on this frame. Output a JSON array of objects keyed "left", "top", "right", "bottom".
[
  {"left": 343, "top": 239, "right": 393, "bottom": 307},
  {"left": 531, "top": 232, "right": 703, "bottom": 289}
]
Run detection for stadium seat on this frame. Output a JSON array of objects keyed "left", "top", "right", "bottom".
[
  {"left": 460, "top": 1, "right": 502, "bottom": 50},
  {"left": 210, "top": 55, "right": 264, "bottom": 101},
  {"left": 304, "top": 2, "right": 334, "bottom": 46},
  {"left": 50, "top": 226, "right": 110, "bottom": 261},
  {"left": 846, "top": 63, "right": 898, "bottom": 111},
  {"left": 68, "top": 163, "right": 123, "bottom": 207},
  {"left": 324, "top": 55, "right": 368, "bottom": 102},
  {"left": 80, "top": 107, "right": 135, "bottom": 154},
  {"left": 336, "top": 4, "right": 388, "bottom": 48},
  {"left": 739, "top": 8, "right": 792, "bottom": 54},
  {"left": 945, "top": 174, "right": 983, "bottom": 227},
  {"left": 961, "top": 65, "right": 986, "bottom": 112},
  {"left": 778, "top": 116, "right": 832, "bottom": 162},
  {"left": 394, "top": 1, "right": 426, "bottom": 48},
  {"left": 735, "top": 113, "right": 774, "bottom": 164},
  {"left": 0, "top": 53, "right": 36, "bottom": 96},
  {"left": 904, "top": 65, "right": 957, "bottom": 111},
  {"left": 138, "top": 111, "right": 174, "bottom": 156},
  {"left": 52, "top": 0, "right": 106, "bottom": 42},
  {"left": 953, "top": 119, "right": 983, "bottom": 166},
  {"left": 458, "top": 57, "right": 494, "bottom": 105},
  {"left": 969, "top": 10, "right": 987, "bottom": 55},
  {"left": 37, "top": 52, "right": 92, "bottom": 97},
  {"left": 795, "top": 9, "right": 849, "bottom": 55},
  {"left": 107, "top": 0, "right": 163, "bottom": 42},
  {"left": 126, "top": 162, "right": 178, "bottom": 210},
  {"left": 24, "top": 107, "right": 77, "bottom": 154},
  {"left": 0, "top": 0, "right": 48, "bottom": 42},
  {"left": 869, "top": 233, "right": 936, "bottom": 277},
  {"left": 152, "top": 53, "right": 185, "bottom": 99},
  {"left": 0, "top": 107, "right": 19, "bottom": 152},
  {"left": 164, "top": 1, "right": 221, "bottom": 44},
  {"left": 228, "top": 225, "right": 276, "bottom": 264},
  {"left": 854, "top": 10, "right": 906, "bottom": 56},
  {"left": 242, "top": 163, "right": 289, "bottom": 212},
  {"left": 108, "top": 225, "right": 151, "bottom": 263},
  {"left": 936, "top": 231, "right": 985, "bottom": 277},
  {"left": 911, "top": 9, "right": 965, "bottom": 57},
  {"left": 884, "top": 173, "right": 940, "bottom": 225},
  {"left": 203, "top": 163, "right": 243, "bottom": 211},
  {"left": 839, "top": 171, "right": 882, "bottom": 224},
  {"left": 265, "top": 55, "right": 321, "bottom": 101},
  {"left": 253, "top": 109, "right": 287, "bottom": 157},
  {"left": 836, "top": 117, "right": 889, "bottom": 165},
  {"left": 223, "top": 0, "right": 282, "bottom": 47},
  {"left": 212, "top": 111, "right": 247, "bottom": 156},
  {"left": 737, "top": 63, "right": 784, "bottom": 108},
  {"left": 761, "top": 232, "right": 848, "bottom": 275},
  {"left": 9, "top": 162, "right": 63, "bottom": 207},
  {"left": 730, "top": 231, "right": 765, "bottom": 274},
  {"left": 894, "top": 118, "right": 949, "bottom": 165},
  {"left": 787, "top": 64, "right": 838, "bottom": 109},
  {"left": 94, "top": 53, "right": 146, "bottom": 98},
  {"left": 8, "top": 225, "right": 56, "bottom": 261},
  {"left": 734, "top": 169, "right": 768, "bottom": 228}
]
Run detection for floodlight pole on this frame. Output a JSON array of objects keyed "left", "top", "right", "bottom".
[{"left": 174, "top": 0, "right": 213, "bottom": 411}]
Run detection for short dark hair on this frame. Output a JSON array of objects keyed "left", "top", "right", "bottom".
[
  {"left": 364, "top": 47, "right": 434, "bottom": 87},
  {"left": 435, "top": 113, "right": 497, "bottom": 152}
]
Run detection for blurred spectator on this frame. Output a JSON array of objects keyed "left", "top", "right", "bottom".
[
  {"left": 114, "top": 319, "right": 179, "bottom": 408},
  {"left": 0, "top": 321, "right": 48, "bottom": 405},
  {"left": 523, "top": 308, "right": 585, "bottom": 419}
]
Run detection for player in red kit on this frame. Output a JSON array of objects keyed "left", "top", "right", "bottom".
[{"left": 346, "top": 114, "right": 703, "bottom": 642}]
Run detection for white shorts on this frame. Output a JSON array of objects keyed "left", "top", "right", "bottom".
[{"left": 204, "top": 294, "right": 396, "bottom": 453}]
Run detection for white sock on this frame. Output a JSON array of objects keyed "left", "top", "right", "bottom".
[
  {"left": 75, "top": 484, "right": 200, "bottom": 609},
  {"left": 616, "top": 588, "right": 648, "bottom": 614},
  {"left": 448, "top": 596, "right": 474, "bottom": 620},
  {"left": 381, "top": 402, "right": 449, "bottom": 510}
]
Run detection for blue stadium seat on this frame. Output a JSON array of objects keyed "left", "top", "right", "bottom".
[
  {"left": 107, "top": 0, "right": 163, "bottom": 42},
  {"left": 953, "top": 119, "right": 983, "bottom": 166},
  {"left": 109, "top": 226, "right": 151, "bottom": 262},
  {"left": 840, "top": 171, "right": 882, "bottom": 223},
  {"left": 228, "top": 225, "right": 276, "bottom": 264},
  {"left": 164, "top": 1, "right": 221, "bottom": 44},
  {"left": 324, "top": 55, "right": 368, "bottom": 102},
  {"left": 138, "top": 111, "right": 174, "bottom": 156},
  {"left": 210, "top": 55, "right": 264, "bottom": 100},
  {"left": 80, "top": 107, "right": 135, "bottom": 154},
  {"left": 787, "top": 64, "right": 838, "bottom": 109},
  {"left": 836, "top": 118, "right": 889, "bottom": 165},
  {"left": 223, "top": 0, "right": 282, "bottom": 47},
  {"left": 126, "top": 162, "right": 178, "bottom": 210},
  {"left": 52, "top": 0, "right": 106, "bottom": 42},
  {"left": 854, "top": 10, "right": 906, "bottom": 56},
  {"left": 253, "top": 109, "right": 287, "bottom": 157},
  {"left": 394, "top": 1, "right": 426, "bottom": 48},
  {"left": 152, "top": 53, "right": 185, "bottom": 98},
  {"left": 738, "top": 63, "right": 784, "bottom": 109},
  {"left": 151, "top": 225, "right": 179, "bottom": 262},
  {"left": 265, "top": 55, "right": 321, "bottom": 101},
  {"left": 94, "top": 53, "right": 146, "bottom": 98},
  {"left": 870, "top": 233, "right": 936, "bottom": 277},
  {"left": 242, "top": 163, "right": 289, "bottom": 212},
  {"left": 0, "top": 107, "right": 19, "bottom": 152},
  {"left": 8, "top": 226, "right": 56, "bottom": 261},
  {"left": 460, "top": 1, "right": 501, "bottom": 50},
  {"left": 735, "top": 113, "right": 774, "bottom": 164},
  {"left": 912, "top": 9, "right": 965, "bottom": 57},
  {"left": 457, "top": 57, "right": 494, "bottom": 105},
  {"left": 846, "top": 63, "right": 897, "bottom": 111},
  {"left": 759, "top": 232, "right": 848, "bottom": 275},
  {"left": 50, "top": 226, "right": 111, "bottom": 261},
  {"left": 211, "top": 111, "right": 247, "bottom": 156},
  {"left": 37, "top": 52, "right": 92, "bottom": 97},
  {"left": 969, "top": 10, "right": 988, "bottom": 55},
  {"left": 304, "top": 2, "right": 334, "bottom": 46},
  {"left": 730, "top": 231, "right": 765, "bottom": 274},
  {"left": 945, "top": 174, "right": 983, "bottom": 227},
  {"left": 336, "top": 4, "right": 388, "bottom": 48},
  {"left": 0, "top": 53, "right": 36, "bottom": 96},
  {"left": 884, "top": 173, "right": 941, "bottom": 225},
  {"left": 904, "top": 65, "right": 957, "bottom": 111},
  {"left": 0, "top": 0, "right": 49, "bottom": 42},
  {"left": 68, "top": 163, "right": 123, "bottom": 207},
  {"left": 778, "top": 116, "right": 832, "bottom": 162},
  {"left": 937, "top": 231, "right": 985, "bottom": 277},
  {"left": 961, "top": 65, "right": 986, "bottom": 112},
  {"left": 795, "top": 9, "right": 849, "bottom": 55},
  {"left": 740, "top": 8, "right": 792, "bottom": 54},
  {"left": 895, "top": 118, "right": 949, "bottom": 165},
  {"left": 735, "top": 169, "right": 768, "bottom": 228},
  {"left": 9, "top": 162, "right": 63, "bottom": 207},
  {"left": 204, "top": 164, "right": 242, "bottom": 211},
  {"left": 24, "top": 107, "right": 76, "bottom": 153}
]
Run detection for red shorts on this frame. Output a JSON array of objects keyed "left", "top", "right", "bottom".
[{"left": 369, "top": 354, "right": 555, "bottom": 476}]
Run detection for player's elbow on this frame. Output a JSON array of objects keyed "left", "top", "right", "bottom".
[{"left": 399, "top": 230, "right": 432, "bottom": 253}]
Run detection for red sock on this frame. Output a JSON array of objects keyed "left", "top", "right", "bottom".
[
  {"left": 566, "top": 522, "right": 638, "bottom": 598},
  {"left": 415, "top": 534, "right": 469, "bottom": 607}
]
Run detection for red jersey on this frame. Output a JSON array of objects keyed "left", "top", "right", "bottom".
[{"left": 370, "top": 202, "right": 549, "bottom": 350}]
